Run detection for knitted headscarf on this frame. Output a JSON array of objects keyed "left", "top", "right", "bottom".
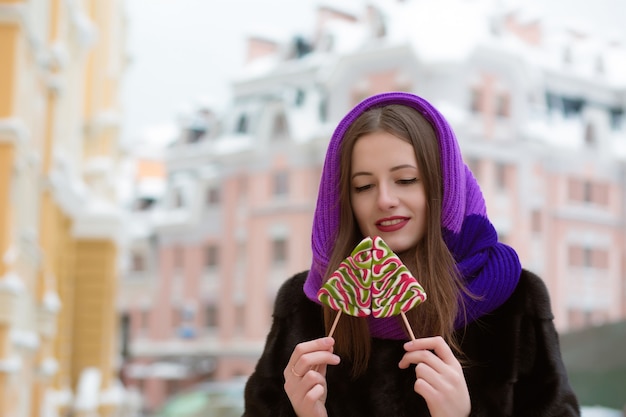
[{"left": 303, "top": 92, "right": 521, "bottom": 339}]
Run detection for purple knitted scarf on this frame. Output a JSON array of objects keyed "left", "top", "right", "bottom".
[{"left": 303, "top": 92, "right": 521, "bottom": 340}]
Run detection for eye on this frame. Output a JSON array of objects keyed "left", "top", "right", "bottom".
[
  {"left": 354, "top": 184, "right": 373, "bottom": 193},
  {"left": 397, "top": 178, "right": 418, "bottom": 185}
]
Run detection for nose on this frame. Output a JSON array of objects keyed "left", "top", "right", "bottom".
[{"left": 377, "top": 184, "right": 398, "bottom": 210}]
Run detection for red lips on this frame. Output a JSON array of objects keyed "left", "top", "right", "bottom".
[{"left": 375, "top": 216, "right": 409, "bottom": 233}]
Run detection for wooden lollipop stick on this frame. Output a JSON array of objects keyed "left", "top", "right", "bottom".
[
  {"left": 308, "top": 311, "right": 343, "bottom": 374},
  {"left": 401, "top": 312, "right": 416, "bottom": 341},
  {"left": 327, "top": 310, "right": 342, "bottom": 338}
]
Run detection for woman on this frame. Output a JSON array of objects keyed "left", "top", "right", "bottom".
[{"left": 243, "top": 92, "right": 580, "bottom": 416}]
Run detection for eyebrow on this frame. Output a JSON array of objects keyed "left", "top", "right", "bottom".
[{"left": 351, "top": 164, "right": 418, "bottom": 179}]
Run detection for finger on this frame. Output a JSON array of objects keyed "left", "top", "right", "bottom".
[
  {"left": 411, "top": 354, "right": 469, "bottom": 398},
  {"left": 289, "top": 357, "right": 331, "bottom": 381},
  {"left": 295, "top": 336, "right": 335, "bottom": 355},
  {"left": 291, "top": 337, "right": 335, "bottom": 366},
  {"left": 285, "top": 366, "right": 326, "bottom": 394},
  {"left": 284, "top": 370, "right": 326, "bottom": 410},
  {"left": 414, "top": 361, "right": 448, "bottom": 392},
  {"left": 304, "top": 382, "right": 325, "bottom": 403},
  {"left": 403, "top": 336, "right": 459, "bottom": 367},
  {"left": 398, "top": 348, "right": 440, "bottom": 370},
  {"left": 285, "top": 337, "right": 336, "bottom": 378},
  {"left": 414, "top": 375, "right": 442, "bottom": 405},
  {"left": 413, "top": 362, "right": 470, "bottom": 414},
  {"left": 287, "top": 350, "right": 339, "bottom": 380}
]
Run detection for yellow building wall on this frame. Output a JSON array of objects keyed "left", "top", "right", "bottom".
[
  {"left": 73, "top": 239, "right": 119, "bottom": 417},
  {"left": 52, "top": 210, "right": 76, "bottom": 416},
  {"left": 0, "top": 0, "right": 127, "bottom": 415},
  {"left": 0, "top": 7, "right": 18, "bottom": 416},
  {"left": 0, "top": 144, "right": 14, "bottom": 276},
  {"left": 0, "top": 23, "right": 17, "bottom": 118},
  {"left": 72, "top": 240, "right": 117, "bottom": 383}
]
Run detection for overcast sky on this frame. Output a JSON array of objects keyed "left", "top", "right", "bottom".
[
  {"left": 120, "top": 0, "right": 626, "bottom": 146},
  {"left": 120, "top": 0, "right": 318, "bottom": 145}
]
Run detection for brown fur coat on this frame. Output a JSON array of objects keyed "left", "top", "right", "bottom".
[{"left": 243, "top": 269, "right": 580, "bottom": 416}]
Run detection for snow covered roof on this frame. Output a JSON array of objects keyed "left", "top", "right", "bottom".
[
  {"left": 382, "top": 0, "right": 494, "bottom": 63},
  {"left": 232, "top": 0, "right": 626, "bottom": 89}
]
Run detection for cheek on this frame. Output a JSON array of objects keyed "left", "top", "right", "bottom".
[{"left": 351, "top": 196, "right": 369, "bottom": 229}]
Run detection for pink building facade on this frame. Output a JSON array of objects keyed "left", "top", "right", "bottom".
[{"left": 118, "top": 1, "right": 626, "bottom": 411}]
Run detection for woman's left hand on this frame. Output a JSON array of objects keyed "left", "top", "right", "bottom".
[{"left": 398, "top": 336, "right": 470, "bottom": 417}]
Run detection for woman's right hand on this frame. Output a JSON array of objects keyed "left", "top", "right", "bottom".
[{"left": 283, "top": 336, "right": 341, "bottom": 417}]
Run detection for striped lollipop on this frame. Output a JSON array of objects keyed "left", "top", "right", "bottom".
[
  {"left": 317, "top": 236, "right": 427, "bottom": 339},
  {"left": 371, "top": 236, "right": 427, "bottom": 319},
  {"left": 317, "top": 237, "right": 374, "bottom": 317}
]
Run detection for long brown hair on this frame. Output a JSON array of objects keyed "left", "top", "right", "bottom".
[{"left": 322, "top": 104, "right": 467, "bottom": 376}]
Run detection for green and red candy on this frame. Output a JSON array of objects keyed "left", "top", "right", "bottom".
[{"left": 317, "top": 236, "right": 427, "bottom": 318}]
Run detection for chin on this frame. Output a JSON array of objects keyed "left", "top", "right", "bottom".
[
  {"left": 384, "top": 239, "right": 414, "bottom": 254},
  {"left": 381, "top": 234, "right": 421, "bottom": 254}
]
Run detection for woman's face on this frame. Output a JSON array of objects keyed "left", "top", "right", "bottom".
[{"left": 350, "top": 131, "right": 427, "bottom": 254}]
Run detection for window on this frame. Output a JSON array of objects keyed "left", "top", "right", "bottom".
[
  {"left": 177, "top": 306, "right": 196, "bottom": 339},
  {"left": 568, "top": 178, "right": 609, "bottom": 206},
  {"left": 235, "top": 304, "right": 246, "bottom": 332},
  {"left": 273, "top": 171, "right": 289, "bottom": 197},
  {"left": 530, "top": 210, "right": 542, "bottom": 234},
  {"left": 495, "top": 162, "right": 507, "bottom": 191},
  {"left": 584, "top": 123, "right": 596, "bottom": 146},
  {"left": 582, "top": 181, "right": 592, "bottom": 203},
  {"left": 545, "top": 91, "right": 559, "bottom": 113},
  {"left": 592, "top": 182, "right": 609, "bottom": 206},
  {"left": 206, "top": 186, "right": 220, "bottom": 206},
  {"left": 136, "top": 197, "right": 156, "bottom": 211},
  {"left": 593, "top": 248, "right": 609, "bottom": 269},
  {"left": 466, "top": 157, "right": 480, "bottom": 180},
  {"left": 237, "top": 242, "right": 246, "bottom": 268},
  {"left": 173, "top": 187, "right": 184, "bottom": 208},
  {"left": 609, "top": 108, "right": 623, "bottom": 130},
  {"left": 172, "top": 305, "right": 182, "bottom": 327},
  {"left": 293, "top": 36, "right": 312, "bottom": 58},
  {"left": 205, "top": 304, "right": 218, "bottom": 328},
  {"left": 272, "top": 237, "right": 288, "bottom": 264},
  {"left": 568, "top": 245, "right": 583, "bottom": 267},
  {"left": 120, "top": 314, "right": 130, "bottom": 359},
  {"left": 173, "top": 247, "right": 184, "bottom": 270},
  {"left": 205, "top": 245, "right": 219, "bottom": 269},
  {"left": 180, "top": 305, "right": 195, "bottom": 321},
  {"left": 495, "top": 93, "right": 510, "bottom": 118},
  {"left": 272, "top": 113, "right": 289, "bottom": 140},
  {"left": 294, "top": 89, "right": 305, "bottom": 106},
  {"left": 568, "top": 245, "right": 609, "bottom": 269},
  {"left": 562, "top": 97, "right": 584, "bottom": 118},
  {"left": 319, "top": 97, "right": 328, "bottom": 122},
  {"left": 567, "top": 178, "right": 583, "bottom": 202},
  {"left": 545, "top": 92, "right": 586, "bottom": 119},
  {"left": 186, "top": 126, "right": 205, "bottom": 143},
  {"left": 470, "top": 87, "right": 482, "bottom": 113},
  {"left": 141, "top": 309, "right": 149, "bottom": 332},
  {"left": 583, "top": 247, "right": 593, "bottom": 268},
  {"left": 236, "top": 113, "right": 249, "bottom": 133},
  {"left": 131, "top": 252, "right": 145, "bottom": 272},
  {"left": 238, "top": 175, "right": 248, "bottom": 199}
]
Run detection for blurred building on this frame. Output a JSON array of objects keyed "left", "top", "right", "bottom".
[
  {"left": 118, "top": 0, "right": 626, "bottom": 411},
  {"left": 0, "top": 1, "right": 132, "bottom": 416}
]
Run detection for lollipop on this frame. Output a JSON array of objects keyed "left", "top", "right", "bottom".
[
  {"left": 317, "top": 236, "right": 427, "bottom": 339},
  {"left": 317, "top": 237, "right": 374, "bottom": 317}
]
